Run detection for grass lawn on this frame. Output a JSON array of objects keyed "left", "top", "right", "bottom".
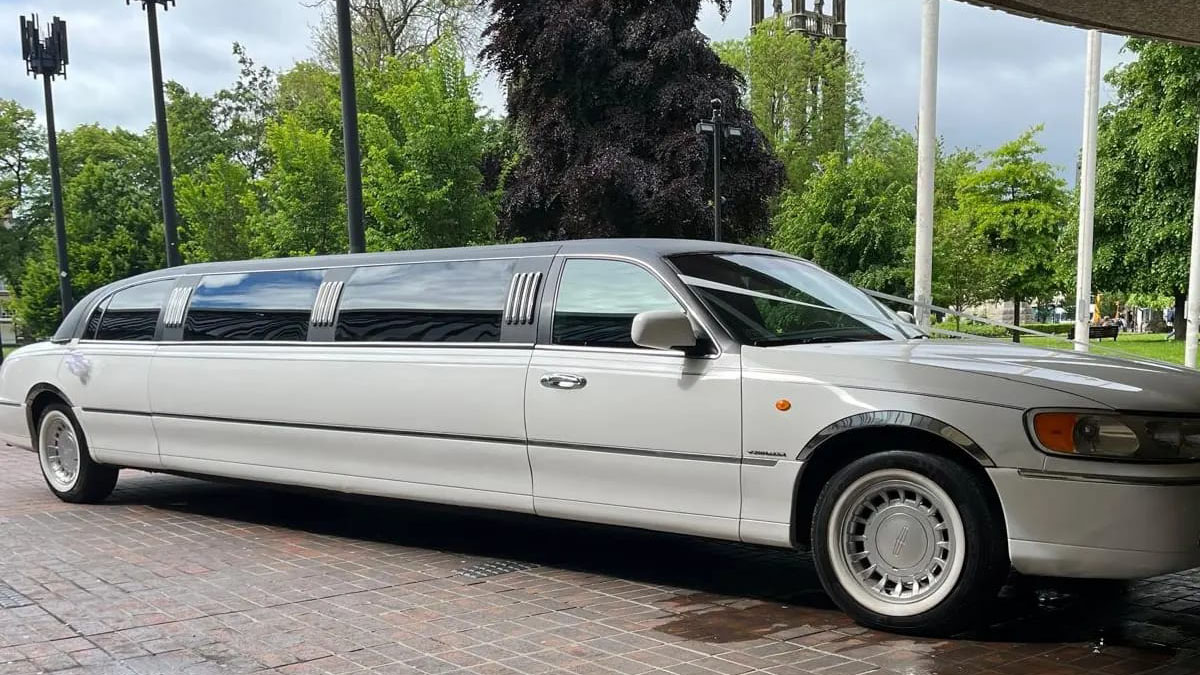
[{"left": 1022, "top": 331, "right": 1186, "bottom": 364}]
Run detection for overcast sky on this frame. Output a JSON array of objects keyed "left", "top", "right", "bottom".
[{"left": 0, "top": 0, "right": 1130, "bottom": 184}]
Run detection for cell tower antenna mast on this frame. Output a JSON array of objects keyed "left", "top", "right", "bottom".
[
  {"left": 20, "top": 14, "right": 73, "bottom": 317},
  {"left": 128, "top": 0, "right": 183, "bottom": 267}
]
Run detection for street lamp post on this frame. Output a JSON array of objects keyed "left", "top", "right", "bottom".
[
  {"left": 336, "top": 0, "right": 366, "bottom": 254},
  {"left": 20, "top": 15, "right": 73, "bottom": 318},
  {"left": 696, "top": 99, "right": 742, "bottom": 242},
  {"left": 128, "top": 0, "right": 182, "bottom": 268}
]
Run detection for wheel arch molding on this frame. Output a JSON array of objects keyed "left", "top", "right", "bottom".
[
  {"left": 789, "top": 410, "right": 1002, "bottom": 550},
  {"left": 24, "top": 383, "right": 76, "bottom": 451},
  {"left": 796, "top": 411, "right": 994, "bottom": 467}
]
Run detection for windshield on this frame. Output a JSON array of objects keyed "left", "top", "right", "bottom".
[{"left": 670, "top": 253, "right": 921, "bottom": 346}]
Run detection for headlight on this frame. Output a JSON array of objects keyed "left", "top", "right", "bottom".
[{"left": 1030, "top": 411, "right": 1200, "bottom": 462}]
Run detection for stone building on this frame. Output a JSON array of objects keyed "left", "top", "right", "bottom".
[{"left": 749, "top": 0, "right": 847, "bottom": 41}]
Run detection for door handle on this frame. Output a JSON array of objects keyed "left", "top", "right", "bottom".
[{"left": 540, "top": 373, "right": 587, "bottom": 390}]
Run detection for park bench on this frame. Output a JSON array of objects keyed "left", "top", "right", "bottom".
[{"left": 1067, "top": 325, "right": 1120, "bottom": 341}]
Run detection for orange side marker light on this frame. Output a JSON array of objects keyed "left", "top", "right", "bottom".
[
  {"left": 776, "top": 399, "right": 792, "bottom": 412},
  {"left": 1033, "top": 412, "right": 1078, "bottom": 453}
]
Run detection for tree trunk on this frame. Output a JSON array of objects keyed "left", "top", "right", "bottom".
[
  {"left": 1012, "top": 296, "right": 1021, "bottom": 343},
  {"left": 1175, "top": 292, "right": 1187, "bottom": 341}
]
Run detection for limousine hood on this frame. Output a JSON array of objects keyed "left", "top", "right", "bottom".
[{"left": 743, "top": 339, "right": 1200, "bottom": 413}]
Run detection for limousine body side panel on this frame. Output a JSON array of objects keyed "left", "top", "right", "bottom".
[
  {"left": 148, "top": 344, "right": 535, "bottom": 510},
  {"left": 58, "top": 342, "right": 163, "bottom": 467},
  {"left": 526, "top": 347, "right": 743, "bottom": 541},
  {"left": 162, "top": 448, "right": 533, "bottom": 514},
  {"left": 156, "top": 421, "right": 534, "bottom": 514},
  {"left": 0, "top": 343, "right": 67, "bottom": 450}
]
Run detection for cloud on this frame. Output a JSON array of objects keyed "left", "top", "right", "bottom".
[
  {"left": 0, "top": 0, "right": 1127, "bottom": 185},
  {"left": 696, "top": 1, "right": 1129, "bottom": 183},
  {"left": 0, "top": 0, "right": 322, "bottom": 132}
]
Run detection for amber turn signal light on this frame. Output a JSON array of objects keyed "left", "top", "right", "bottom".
[
  {"left": 775, "top": 399, "right": 792, "bottom": 412},
  {"left": 1032, "top": 412, "right": 1078, "bottom": 454}
]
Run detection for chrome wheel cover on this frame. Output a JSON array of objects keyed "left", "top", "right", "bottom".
[
  {"left": 826, "top": 469, "right": 966, "bottom": 617},
  {"left": 39, "top": 411, "right": 81, "bottom": 493}
]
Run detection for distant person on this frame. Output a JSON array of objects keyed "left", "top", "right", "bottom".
[{"left": 1166, "top": 306, "right": 1176, "bottom": 340}]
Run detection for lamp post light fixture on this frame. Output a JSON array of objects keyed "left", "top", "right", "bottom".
[
  {"left": 696, "top": 98, "right": 742, "bottom": 242},
  {"left": 20, "top": 14, "right": 73, "bottom": 317},
  {"left": 128, "top": 0, "right": 182, "bottom": 268}
]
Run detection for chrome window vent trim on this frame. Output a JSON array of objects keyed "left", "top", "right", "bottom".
[
  {"left": 311, "top": 281, "right": 345, "bottom": 328},
  {"left": 503, "top": 274, "right": 521, "bottom": 324},
  {"left": 503, "top": 272, "right": 542, "bottom": 325},
  {"left": 163, "top": 287, "right": 193, "bottom": 328}
]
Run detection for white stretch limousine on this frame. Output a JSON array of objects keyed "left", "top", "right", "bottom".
[{"left": 3, "top": 239, "right": 1200, "bottom": 633}]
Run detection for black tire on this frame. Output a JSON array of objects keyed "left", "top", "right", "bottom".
[
  {"left": 811, "top": 450, "right": 1008, "bottom": 636},
  {"left": 36, "top": 403, "right": 118, "bottom": 504}
]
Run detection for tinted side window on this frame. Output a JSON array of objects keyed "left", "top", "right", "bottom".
[
  {"left": 85, "top": 299, "right": 108, "bottom": 339},
  {"left": 553, "top": 260, "right": 681, "bottom": 349},
  {"left": 336, "top": 260, "right": 516, "bottom": 343},
  {"left": 95, "top": 280, "right": 174, "bottom": 341},
  {"left": 185, "top": 270, "right": 324, "bottom": 342}
]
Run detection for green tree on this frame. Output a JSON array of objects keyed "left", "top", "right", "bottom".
[
  {"left": 0, "top": 99, "right": 48, "bottom": 296},
  {"left": 1094, "top": 39, "right": 1200, "bottom": 339},
  {"left": 277, "top": 61, "right": 341, "bottom": 134},
  {"left": 0, "top": 100, "right": 45, "bottom": 216},
  {"left": 772, "top": 120, "right": 915, "bottom": 294},
  {"left": 15, "top": 128, "right": 164, "bottom": 337},
  {"left": 479, "top": 117, "right": 518, "bottom": 208},
  {"left": 359, "top": 47, "right": 496, "bottom": 250},
  {"left": 251, "top": 115, "right": 347, "bottom": 257},
  {"left": 177, "top": 155, "right": 258, "bottom": 263},
  {"left": 213, "top": 44, "right": 279, "bottom": 177},
  {"left": 933, "top": 214, "right": 999, "bottom": 331},
  {"left": 165, "top": 81, "right": 234, "bottom": 178},
  {"left": 483, "top": 0, "right": 783, "bottom": 243},
  {"left": 57, "top": 125, "right": 157, "bottom": 182},
  {"left": 715, "top": 17, "right": 864, "bottom": 191},
  {"left": 956, "top": 126, "right": 1069, "bottom": 336}
]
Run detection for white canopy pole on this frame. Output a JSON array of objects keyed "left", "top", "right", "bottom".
[
  {"left": 914, "top": 0, "right": 940, "bottom": 329},
  {"left": 1074, "top": 30, "right": 1101, "bottom": 352},
  {"left": 1185, "top": 118, "right": 1200, "bottom": 368}
]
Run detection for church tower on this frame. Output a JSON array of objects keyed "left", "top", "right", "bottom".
[{"left": 750, "top": 0, "right": 847, "bottom": 41}]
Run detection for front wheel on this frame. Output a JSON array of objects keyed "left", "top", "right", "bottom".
[
  {"left": 37, "top": 404, "right": 118, "bottom": 504},
  {"left": 811, "top": 451, "right": 1007, "bottom": 635}
]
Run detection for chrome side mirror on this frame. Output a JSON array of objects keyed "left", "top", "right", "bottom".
[
  {"left": 896, "top": 311, "right": 916, "bottom": 325},
  {"left": 631, "top": 310, "right": 697, "bottom": 351}
]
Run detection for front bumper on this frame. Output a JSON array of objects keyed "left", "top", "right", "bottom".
[
  {"left": 0, "top": 402, "right": 31, "bottom": 452},
  {"left": 990, "top": 467, "right": 1200, "bottom": 579}
]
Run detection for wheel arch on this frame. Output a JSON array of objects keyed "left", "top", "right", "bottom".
[
  {"left": 25, "top": 383, "right": 75, "bottom": 451},
  {"left": 790, "top": 411, "right": 1006, "bottom": 550}
]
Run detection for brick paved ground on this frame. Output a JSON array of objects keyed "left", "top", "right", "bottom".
[{"left": 1, "top": 446, "right": 1199, "bottom": 675}]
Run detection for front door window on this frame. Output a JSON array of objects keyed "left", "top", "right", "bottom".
[{"left": 553, "top": 259, "right": 682, "bottom": 349}]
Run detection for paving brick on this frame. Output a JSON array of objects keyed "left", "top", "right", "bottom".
[{"left": 0, "top": 447, "right": 1197, "bottom": 674}]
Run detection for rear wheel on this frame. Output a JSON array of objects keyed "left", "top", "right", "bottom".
[
  {"left": 37, "top": 404, "right": 118, "bottom": 504},
  {"left": 811, "top": 451, "right": 1006, "bottom": 635}
]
